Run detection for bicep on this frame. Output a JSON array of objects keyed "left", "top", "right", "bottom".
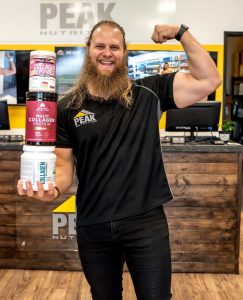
[
  {"left": 1, "top": 69, "right": 15, "bottom": 76},
  {"left": 1, "top": 69, "right": 10, "bottom": 76},
  {"left": 173, "top": 72, "right": 210, "bottom": 108}
]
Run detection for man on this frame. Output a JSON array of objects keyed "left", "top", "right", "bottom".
[
  {"left": 0, "top": 53, "right": 16, "bottom": 76},
  {"left": 17, "top": 21, "right": 221, "bottom": 299},
  {"left": 160, "top": 62, "right": 173, "bottom": 75}
]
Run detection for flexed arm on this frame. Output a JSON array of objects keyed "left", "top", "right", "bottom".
[
  {"left": 152, "top": 24, "right": 222, "bottom": 108},
  {"left": 0, "top": 53, "right": 16, "bottom": 76}
]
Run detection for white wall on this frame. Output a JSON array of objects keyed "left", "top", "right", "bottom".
[
  {"left": 0, "top": 0, "right": 243, "bottom": 44},
  {"left": 175, "top": 0, "right": 243, "bottom": 44}
]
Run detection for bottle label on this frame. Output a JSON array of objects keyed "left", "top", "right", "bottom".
[
  {"left": 26, "top": 100, "right": 57, "bottom": 143},
  {"left": 20, "top": 157, "right": 56, "bottom": 191},
  {"left": 29, "top": 56, "right": 56, "bottom": 92}
]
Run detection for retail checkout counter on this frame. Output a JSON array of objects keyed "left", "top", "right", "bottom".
[{"left": 0, "top": 137, "right": 242, "bottom": 274}]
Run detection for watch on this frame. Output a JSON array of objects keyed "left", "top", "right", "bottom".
[{"left": 175, "top": 24, "right": 189, "bottom": 41}]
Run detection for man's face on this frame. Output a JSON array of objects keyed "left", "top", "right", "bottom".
[{"left": 88, "top": 25, "right": 126, "bottom": 76}]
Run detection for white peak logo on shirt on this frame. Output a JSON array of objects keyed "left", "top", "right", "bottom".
[{"left": 73, "top": 109, "right": 97, "bottom": 127}]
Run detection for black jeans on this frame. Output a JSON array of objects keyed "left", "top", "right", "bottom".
[{"left": 77, "top": 206, "right": 172, "bottom": 300}]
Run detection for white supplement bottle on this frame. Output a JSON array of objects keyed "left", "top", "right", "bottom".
[{"left": 20, "top": 145, "right": 56, "bottom": 191}]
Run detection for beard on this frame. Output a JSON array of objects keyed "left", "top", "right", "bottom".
[{"left": 80, "top": 54, "right": 129, "bottom": 101}]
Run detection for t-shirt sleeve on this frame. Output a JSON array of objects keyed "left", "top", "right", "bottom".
[
  {"left": 56, "top": 100, "right": 73, "bottom": 148},
  {"left": 158, "top": 72, "right": 177, "bottom": 112},
  {"left": 137, "top": 72, "right": 178, "bottom": 112}
]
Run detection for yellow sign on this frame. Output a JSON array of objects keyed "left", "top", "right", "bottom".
[{"left": 52, "top": 195, "right": 76, "bottom": 213}]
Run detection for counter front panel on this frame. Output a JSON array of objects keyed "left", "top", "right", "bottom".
[{"left": 0, "top": 144, "right": 242, "bottom": 273}]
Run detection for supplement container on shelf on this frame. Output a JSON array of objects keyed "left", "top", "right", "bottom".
[
  {"left": 25, "top": 91, "right": 57, "bottom": 146},
  {"left": 20, "top": 145, "right": 56, "bottom": 191},
  {"left": 29, "top": 50, "right": 56, "bottom": 92}
]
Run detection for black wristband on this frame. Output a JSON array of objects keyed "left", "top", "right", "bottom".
[
  {"left": 54, "top": 186, "right": 60, "bottom": 198},
  {"left": 175, "top": 24, "right": 189, "bottom": 41}
]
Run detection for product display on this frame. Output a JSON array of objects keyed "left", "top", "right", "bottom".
[
  {"left": 25, "top": 91, "right": 57, "bottom": 145},
  {"left": 20, "top": 145, "right": 56, "bottom": 191},
  {"left": 21, "top": 50, "right": 57, "bottom": 191},
  {"left": 29, "top": 50, "right": 56, "bottom": 92}
]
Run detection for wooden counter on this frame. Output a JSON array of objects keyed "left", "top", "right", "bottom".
[{"left": 0, "top": 142, "right": 242, "bottom": 273}]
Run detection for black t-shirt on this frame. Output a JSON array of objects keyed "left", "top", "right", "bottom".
[{"left": 56, "top": 73, "right": 177, "bottom": 225}]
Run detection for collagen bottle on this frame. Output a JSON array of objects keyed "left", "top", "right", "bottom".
[
  {"left": 25, "top": 91, "right": 58, "bottom": 146},
  {"left": 20, "top": 145, "right": 56, "bottom": 191}
]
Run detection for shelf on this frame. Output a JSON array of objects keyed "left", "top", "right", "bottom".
[
  {"left": 232, "top": 76, "right": 243, "bottom": 96},
  {"left": 232, "top": 76, "right": 243, "bottom": 80}
]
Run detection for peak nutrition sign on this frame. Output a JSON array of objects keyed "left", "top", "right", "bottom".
[
  {"left": 40, "top": 1, "right": 116, "bottom": 38},
  {"left": 0, "top": 0, "right": 176, "bottom": 44}
]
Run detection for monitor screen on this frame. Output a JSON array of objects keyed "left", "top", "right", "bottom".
[
  {"left": 128, "top": 50, "right": 187, "bottom": 79},
  {"left": 55, "top": 47, "right": 86, "bottom": 95},
  {"left": 0, "top": 51, "right": 16, "bottom": 104},
  {"left": 0, "top": 50, "right": 31, "bottom": 104},
  {"left": 165, "top": 101, "right": 221, "bottom": 133},
  {"left": 15, "top": 50, "right": 31, "bottom": 104},
  {"left": 54, "top": 47, "right": 218, "bottom": 100},
  {"left": 0, "top": 100, "right": 10, "bottom": 130},
  {"left": 128, "top": 50, "right": 218, "bottom": 100}
]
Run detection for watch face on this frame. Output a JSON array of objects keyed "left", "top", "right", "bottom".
[{"left": 181, "top": 24, "right": 189, "bottom": 30}]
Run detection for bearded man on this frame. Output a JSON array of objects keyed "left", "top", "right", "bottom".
[{"left": 18, "top": 20, "right": 221, "bottom": 300}]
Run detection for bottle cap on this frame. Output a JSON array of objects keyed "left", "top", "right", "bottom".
[
  {"left": 26, "top": 91, "right": 58, "bottom": 101},
  {"left": 23, "top": 145, "right": 55, "bottom": 152},
  {"left": 30, "top": 50, "right": 56, "bottom": 57}
]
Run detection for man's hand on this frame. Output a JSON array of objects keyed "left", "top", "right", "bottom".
[
  {"left": 151, "top": 25, "right": 180, "bottom": 44},
  {"left": 17, "top": 180, "right": 58, "bottom": 202}
]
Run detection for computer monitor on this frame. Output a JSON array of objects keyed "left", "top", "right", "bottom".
[
  {"left": 0, "top": 100, "right": 10, "bottom": 130},
  {"left": 128, "top": 50, "right": 218, "bottom": 100},
  {"left": 15, "top": 50, "right": 32, "bottom": 104},
  {"left": 165, "top": 101, "right": 221, "bottom": 140},
  {"left": 0, "top": 50, "right": 31, "bottom": 104},
  {"left": 55, "top": 47, "right": 86, "bottom": 95}
]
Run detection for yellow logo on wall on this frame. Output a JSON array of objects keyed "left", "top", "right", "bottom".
[
  {"left": 52, "top": 196, "right": 77, "bottom": 239},
  {"left": 52, "top": 195, "right": 76, "bottom": 213}
]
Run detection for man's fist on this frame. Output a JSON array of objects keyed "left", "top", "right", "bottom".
[{"left": 151, "top": 25, "right": 180, "bottom": 44}]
